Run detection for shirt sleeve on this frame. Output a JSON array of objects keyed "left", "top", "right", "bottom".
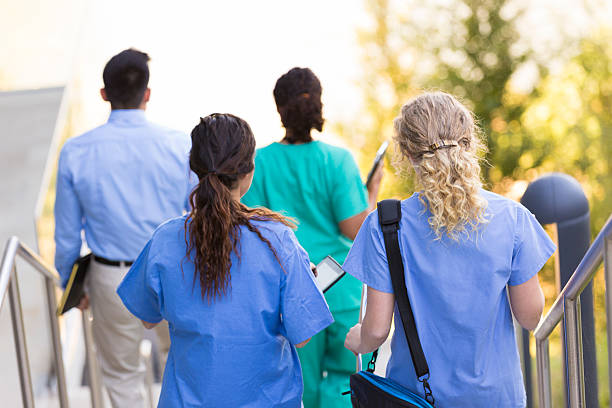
[
  {"left": 181, "top": 134, "right": 198, "bottom": 212},
  {"left": 509, "top": 205, "right": 557, "bottom": 286},
  {"left": 330, "top": 151, "right": 368, "bottom": 223},
  {"left": 279, "top": 229, "right": 334, "bottom": 344},
  {"left": 117, "top": 240, "right": 164, "bottom": 323},
  {"left": 184, "top": 170, "right": 198, "bottom": 212},
  {"left": 54, "top": 147, "right": 84, "bottom": 288},
  {"left": 342, "top": 211, "right": 393, "bottom": 293}
]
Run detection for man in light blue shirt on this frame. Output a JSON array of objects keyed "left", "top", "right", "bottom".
[{"left": 54, "top": 49, "right": 193, "bottom": 407}]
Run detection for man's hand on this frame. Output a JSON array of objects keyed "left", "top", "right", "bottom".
[{"left": 77, "top": 294, "right": 90, "bottom": 311}]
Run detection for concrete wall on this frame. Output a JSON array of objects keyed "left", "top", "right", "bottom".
[{"left": 0, "top": 87, "right": 65, "bottom": 406}]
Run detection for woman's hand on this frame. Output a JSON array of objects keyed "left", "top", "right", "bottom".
[
  {"left": 296, "top": 338, "right": 311, "bottom": 348},
  {"left": 310, "top": 262, "right": 318, "bottom": 277},
  {"left": 346, "top": 287, "right": 394, "bottom": 354},
  {"left": 141, "top": 320, "right": 159, "bottom": 329},
  {"left": 344, "top": 323, "right": 363, "bottom": 355}
]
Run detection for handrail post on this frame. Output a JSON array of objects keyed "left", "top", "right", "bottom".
[
  {"left": 140, "top": 339, "right": 155, "bottom": 408},
  {"left": 522, "top": 173, "right": 599, "bottom": 406},
  {"left": 44, "top": 275, "right": 69, "bottom": 407},
  {"left": 565, "top": 297, "right": 586, "bottom": 407},
  {"left": 0, "top": 237, "right": 19, "bottom": 309},
  {"left": 8, "top": 265, "right": 35, "bottom": 408},
  {"left": 536, "top": 337, "right": 552, "bottom": 408},
  {"left": 603, "top": 236, "right": 612, "bottom": 399},
  {"left": 82, "top": 309, "right": 104, "bottom": 408},
  {"left": 518, "top": 327, "right": 534, "bottom": 407}
]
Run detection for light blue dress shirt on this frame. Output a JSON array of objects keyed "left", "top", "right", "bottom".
[
  {"left": 54, "top": 109, "right": 194, "bottom": 286},
  {"left": 117, "top": 216, "right": 334, "bottom": 407},
  {"left": 343, "top": 190, "right": 556, "bottom": 407}
]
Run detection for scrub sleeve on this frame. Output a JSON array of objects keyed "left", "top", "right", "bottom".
[
  {"left": 509, "top": 206, "right": 556, "bottom": 286},
  {"left": 280, "top": 229, "right": 337, "bottom": 345},
  {"left": 117, "top": 241, "right": 164, "bottom": 324},
  {"left": 342, "top": 213, "right": 392, "bottom": 293}
]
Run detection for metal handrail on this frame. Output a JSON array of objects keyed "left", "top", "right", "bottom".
[
  {"left": 534, "top": 214, "right": 612, "bottom": 407},
  {"left": 0, "top": 236, "right": 103, "bottom": 408},
  {"left": 140, "top": 339, "right": 155, "bottom": 408}
]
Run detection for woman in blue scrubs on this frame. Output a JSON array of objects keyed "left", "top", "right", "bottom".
[
  {"left": 344, "top": 92, "right": 556, "bottom": 407},
  {"left": 117, "top": 113, "right": 334, "bottom": 407}
]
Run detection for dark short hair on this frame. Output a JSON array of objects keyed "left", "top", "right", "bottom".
[
  {"left": 273, "top": 67, "right": 324, "bottom": 144},
  {"left": 103, "top": 49, "right": 150, "bottom": 109}
]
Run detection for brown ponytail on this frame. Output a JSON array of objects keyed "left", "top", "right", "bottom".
[{"left": 185, "top": 114, "right": 294, "bottom": 301}]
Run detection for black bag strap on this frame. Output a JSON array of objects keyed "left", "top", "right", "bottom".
[{"left": 377, "top": 199, "right": 435, "bottom": 405}]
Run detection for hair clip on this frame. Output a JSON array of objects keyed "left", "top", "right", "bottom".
[
  {"left": 201, "top": 168, "right": 218, "bottom": 176},
  {"left": 428, "top": 141, "right": 458, "bottom": 151},
  {"left": 417, "top": 140, "right": 459, "bottom": 158}
]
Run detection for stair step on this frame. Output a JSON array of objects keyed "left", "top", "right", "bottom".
[{"left": 35, "top": 384, "right": 161, "bottom": 407}]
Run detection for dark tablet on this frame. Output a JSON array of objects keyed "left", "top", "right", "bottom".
[
  {"left": 365, "top": 141, "right": 389, "bottom": 187},
  {"left": 57, "top": 253, "right": 91, "bottom": 315},
  {"left": 316, "top": 256, "right": 346, "bottom": 293}
]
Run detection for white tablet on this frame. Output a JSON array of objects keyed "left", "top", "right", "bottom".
[{"left": 316, "top": 256, "right": 346, "bottom": 293}]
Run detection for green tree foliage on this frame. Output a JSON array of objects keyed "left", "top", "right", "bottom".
[
  {"left": 521, "top": 31, "right": 612, "bottom": 232},
  {"left": 335, "top": 0, "right": 419, "bottom": 198},
  {"left": 345, "top": 0, "right": 548, "bottom": 194},
  {"left": 347, "top": 0, "right": 611, "bottom": 232},
  {"left": 427, "top": 0, "right": 545, "bottom": 183}
]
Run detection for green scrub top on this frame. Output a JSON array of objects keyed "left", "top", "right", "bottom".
[{"left": 242, "top": 141, "right": 368, "bottom": 311}]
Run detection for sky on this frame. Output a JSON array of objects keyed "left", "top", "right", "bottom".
[
  {"left": 1, "top": 0, "right": 611, "bottom": 147},
  {"left": 0, "top": 0, "right": 369, "bottom": 147}
]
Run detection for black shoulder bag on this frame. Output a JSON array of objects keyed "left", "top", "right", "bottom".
[{"left": 346, "top": 199, "right": 435, "bottom": 407}]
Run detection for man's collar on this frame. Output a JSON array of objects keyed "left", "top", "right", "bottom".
[{"left": 108, "top": 109, "right": 147, "bottom": 124}]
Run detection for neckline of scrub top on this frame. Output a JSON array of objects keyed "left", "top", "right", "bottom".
[{"left": 273, "top": 140, "right": 320, "bottom": 148}]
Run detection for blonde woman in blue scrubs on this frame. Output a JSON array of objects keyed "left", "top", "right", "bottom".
[
  {"left": 118, "top": 114, "right": 333, "bottom": 407},
  {"left": 344, "top": 92, "right": 555, "bottom": 407}
]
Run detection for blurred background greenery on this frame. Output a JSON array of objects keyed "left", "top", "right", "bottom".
[
  {"left": 337, "top": 0, "right": 612, "bottom": 405},
  {"left": 342, "top": 0, "right": 611, "bottom": 234}
]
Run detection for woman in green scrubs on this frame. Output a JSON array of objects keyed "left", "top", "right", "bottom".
[{"left": 242, "top": 67, "right": 383, "bottom": 408}]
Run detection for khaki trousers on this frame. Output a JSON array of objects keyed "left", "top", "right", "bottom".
[
  {"left": 154, "top": 321, "right": 170, "bottom": 370},
  {"left": 88, "top": 259, "right": 146, "bottom": 408}
]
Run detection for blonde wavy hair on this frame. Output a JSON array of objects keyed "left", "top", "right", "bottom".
[{"left": 393, "top": 92, "right": 488, "bottom": 241}]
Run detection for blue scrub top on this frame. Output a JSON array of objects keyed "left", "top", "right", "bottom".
[
  {"left": 118, "top": 216, "right": 334, "bottom": 408},
  {"left": 343, "top": 190, "right": 556, "bottom": 407}
]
